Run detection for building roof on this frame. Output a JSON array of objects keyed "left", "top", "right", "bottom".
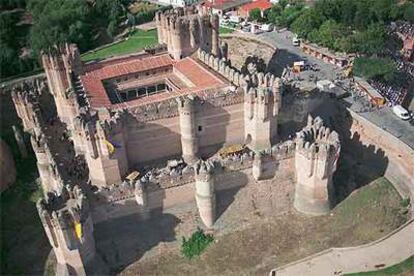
[
  {"left": 203, "top": 0, "right": 251, "bottom": 11},
  {"left": 80, "top": 54, "right": 229, "bottom": 109},
  {"left": 239, "top": 0, "right": 272, "bottom": 12},
  {"left": 404, "top": 38, "right": 414, "bottom": 51},
  {"left": 80, "top": 54, "right": 174, "bottom": 107}
]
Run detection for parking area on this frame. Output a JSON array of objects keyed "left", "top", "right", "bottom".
[{"left": 254, "top": 29, "right": 414, "bottom": 148}]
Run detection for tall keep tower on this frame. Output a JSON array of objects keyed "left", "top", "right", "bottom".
[
  {"left": 41, "top": 44, "right": 83, "bottom": 128},
  {"left": 155, "top": 8, "right": 220, "bottom": 60},
  {"left": 244, "top": 73, "right": 281, "bottom": 151},
  {"left": 37, "top": 185, "right": 95, "bottom": 275},
  {"left": 294, "top": 115, "right": 340, "bottom": 215}
]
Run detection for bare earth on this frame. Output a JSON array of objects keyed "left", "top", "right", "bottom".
[
  {"left": 118, "top": 177, "right": 408, "bottom": 276},
  {"left": 221, "top": 36, "right": 275, "bottom": 73}
]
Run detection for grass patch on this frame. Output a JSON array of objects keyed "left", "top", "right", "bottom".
[
  {"left": 346, "top": 255, "right": 414, "bottom": 275},
  {"left": 81, "top": 29, "right": 158, "bottom": 61},
  {"left": 181, "top": 228, "right": 214, "bottom": 260},
  {"left": 220, "top": 26, "right": 235, "bottom": 34}
]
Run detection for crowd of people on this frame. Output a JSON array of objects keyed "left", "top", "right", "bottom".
[
  {"left": 391, "top": 20, "right": 414, "bottom": 37},
  {"left": 397, "top": 60, "right": 414, "bottom": 80},
  {"left": 369, "top": 79, "right": 408, "bottom": 106}
]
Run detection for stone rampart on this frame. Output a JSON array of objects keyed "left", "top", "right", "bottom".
[
  {"left": 347, "top": 110, "right": 414, "bottom": 205},
  {"left": 90, "top": 140, "right": 296, "bottom": 223}
]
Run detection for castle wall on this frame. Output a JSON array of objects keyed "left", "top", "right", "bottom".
[
  {"left": 91, "top": 154, "right": 295, "bottom": 223},
  {"left": 346, "top": 110, "right": 414, "bottom": 203},
  {"left": 197, "top": 102, "right": 245, "bottom": 150},
  {"left": 126, "top": 116, "right": 182, "bottom": 165}
]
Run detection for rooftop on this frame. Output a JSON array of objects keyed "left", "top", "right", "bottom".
[
  {"left": 80, "top": 54, "right": 229, "bottom": 109},
  {"left": 239, "top": 0, "right": 272, "bottom": 12},
  {"left": 203, "top": 0, "right": 251, "bottom": 11}
]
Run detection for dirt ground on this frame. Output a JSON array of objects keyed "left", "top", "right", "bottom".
[
  {"left": 221, "top": 36, "right": 276, "bottom": 74},
  {"left": 117, "top": 177, "right": 408, "bottom": 276}
]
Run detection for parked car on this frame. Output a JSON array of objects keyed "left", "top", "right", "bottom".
[
  {"left": 292, "top": 36, "right": 300, "bottom": 46},
  {"left": 261, "top": 24, "right": 273, "bottom": 32},
  {"left": 392, "top": 105, "right": 411, "bottom": 120}
]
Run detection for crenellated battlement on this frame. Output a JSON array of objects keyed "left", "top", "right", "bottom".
[
  {"left": 295, "top": 115, "right": 340, "bottom": 160},
  {"left": 37, "top": 185, "right": 95, "bottom": 275},
  {"left": 294, "top": 115, "right": 341, "bottom": 215},
  {"left": 194, "top": 159, "right": 215, "bottom": 181},
  {"left": 155, "top": 7, "right": 220, "bottom": 60},
  {"left": 41, "top": 43, "right": 83, "bottom": 74}
]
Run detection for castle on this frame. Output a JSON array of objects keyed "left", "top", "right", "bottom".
[{"left": 10, "top": 7, "right": 341, "bottom": 275}]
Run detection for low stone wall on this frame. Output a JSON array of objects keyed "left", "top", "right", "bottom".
[{"left": 348, "top": 109, "right": 414, "bottom": 207}]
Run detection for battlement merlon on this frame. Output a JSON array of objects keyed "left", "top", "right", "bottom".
[
  {"left": 37, "top": 185, "right": 96, "bottom": 274},
  {"left": 41, "top": 43, "right": 83, "bottom": 75}
]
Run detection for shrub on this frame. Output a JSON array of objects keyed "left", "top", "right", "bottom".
[{"left": 181, "top": 228, "right": 214, "bottom": 259}]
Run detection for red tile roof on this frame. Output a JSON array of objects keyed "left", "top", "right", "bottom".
[
  {"left": 404, "top": 38, "right": 414, "bottom": 51},
  {"left": 80, "top": 54, "right": 174, "bottom": 107},
  {"left": 174, "top": 57, "right": 226, "bottom": 87},
  {"left": 240, "top": 0, "right": 271, "bottom": 12},
  {"left": 80, "top": 54, "right": 230, "bottom": 109}
]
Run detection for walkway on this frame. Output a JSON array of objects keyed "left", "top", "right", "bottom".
[{"left": 272, "top": 220, "right": 414, "bottom": 275}]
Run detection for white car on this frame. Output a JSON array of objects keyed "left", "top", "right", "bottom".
[{"left": 392, "top": 105, "right": 411, "bottom": 120}]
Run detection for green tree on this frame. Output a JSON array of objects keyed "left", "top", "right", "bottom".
[
  {"left": 404, "top": 3, "right": 414, "bottom": 22},
  {"left": 314, "top": 0, "right": 342, "bottom": 22},
  {"left": 291, "top": 9, "right": 324, "bottom": 38},
  {"left": 353, "top": 1, "right": 372, "bottom": 30},
  {"left": 28, "top": 0, "right": 92, "bottom": 54},
  {"left": 355, "top": 23, "right": 387, "bottom": 55},
  {"left": 249, "top": 8, "right": 262, "bottom": 22},
  {"left": 353, "top": 57, "right": 396, "bottom": 82},
  {"left": 315, "top": 20, "right": 349, "bottom": 50},
  {"left": 370, "top": 0, "right": 393, "bottom": 22}
]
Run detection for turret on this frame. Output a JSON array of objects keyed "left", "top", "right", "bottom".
[
  {"left": 177, "top": 95, "right": 199, "bottom": 164},
  {"left": 134, "top": 178, "right": 150, "bottom": 220},
  {"left": 210, "top": 14, "right": 220, "bottom": 57},
  {"left": 293, "top": 115, "right": 340, "bottom": 215},
  {"left": 244, "top": 74, "right": 282, "bottom": 151},
  {"left": 252, "top": 150, "right": 277, "bottom": 181},
  {"left": 194, "top": 160, "right": 216, "bottom": 228},
  {"left": 37, "top": 185, "right": 95, "bottom": 275},
  {"left": 77, "top": 109, "right": 129, "bottom": 187},
  {"left": 41, "top": 43, "right": 83, "bottom": 128}
]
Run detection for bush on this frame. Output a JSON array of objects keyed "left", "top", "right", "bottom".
[
  {"left": 353, "top": 57, "right": 396, "bottom": 82},
  {"left": 181, "top": 228, "right": 214, "bottom": 259}
]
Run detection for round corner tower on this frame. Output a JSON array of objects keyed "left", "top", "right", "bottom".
[
  {"left": 293, "top": 115, "right": 341, "bottom": 215},
  {"left": 177, "top": 95, "right": 199, "bottom": 164},
  {"left": 194, "top": 160, "right": 216, "bottom": 228}
]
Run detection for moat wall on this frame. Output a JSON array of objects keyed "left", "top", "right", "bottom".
[
  {"left": 91, "top": 156, "right": 295, "bottom": 223},
  {"left": 346, "top": 110, "right": 414, "bottom": 203}
]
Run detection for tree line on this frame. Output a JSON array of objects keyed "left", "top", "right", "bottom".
[
  {"left": 249, "top": 0, "right": 414, "bottom": 83},
  {"left": 0, "top": 0, "right": 164, "bottom": 80}
]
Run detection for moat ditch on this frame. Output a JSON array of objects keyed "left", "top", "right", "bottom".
[{"left": 118, "top": 177, "right": 408, "bottom": 276}]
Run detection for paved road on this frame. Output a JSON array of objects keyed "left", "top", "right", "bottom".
[
  {"left": 271, "top": 220, "right": 414, "bottom": 276},
  {"left": 257, "top": 30, "right": 414, "bottom": 149},
  {"left": 254, "top": 29, "right": 414, "bottom": 276}
]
